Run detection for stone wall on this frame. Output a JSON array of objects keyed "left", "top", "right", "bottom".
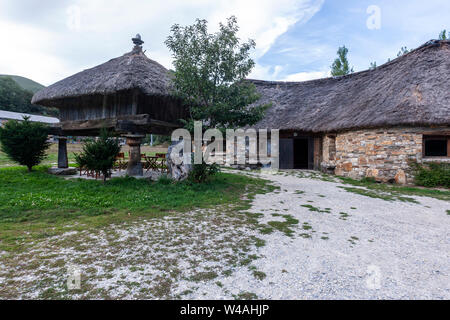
[{"left": 321, "top": 127, "right": 438, "bottom": 184}]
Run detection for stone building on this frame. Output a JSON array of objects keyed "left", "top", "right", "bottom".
[{"left": 251, "top": 40, "right": 449, "bottom": 184}]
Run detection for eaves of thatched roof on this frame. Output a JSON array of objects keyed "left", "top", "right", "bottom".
[
  {"left": 251, "top": 40, "right": 450, "bottom": 133},
  {"left": 32, "top": 45, "right": 172, "bottom": 108}
]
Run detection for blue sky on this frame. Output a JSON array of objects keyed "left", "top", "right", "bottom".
[
  {"left": 258, "top": 0, "right": 450, "bottom": 80},
  {"left": 0, "top": 0, "right": 448, "bottom": 85}
]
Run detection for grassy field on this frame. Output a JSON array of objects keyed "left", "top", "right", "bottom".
[
  {"left": 0, "top": 166, "right": 274, "bottom": 253},
  {"left": 0, "top": 164, "right": 277, "bottom": 299},
  {"left": 0, "top": 142, "right": 168, "bottom": 168}
]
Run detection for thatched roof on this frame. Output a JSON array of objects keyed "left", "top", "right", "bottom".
[
  {"left": 251, "top": 40, "right": 450, "bottom": 133},
  {"left": 32, "top": 44, "right": 172, "bottom": 108}
]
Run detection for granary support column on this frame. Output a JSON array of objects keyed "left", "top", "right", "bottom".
[
  {"left": 57, "top": 136, "right": 68, "bottom": 169},
  {"left": 125, "top": 134, "right": 144, "bottom": 176}
]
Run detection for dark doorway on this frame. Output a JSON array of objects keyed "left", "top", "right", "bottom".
[
  {"left": 279, "top": 139, "right": 294, "bottom": 169},
  {"left": 279, "top": 136, "right": 315, "bottom": 169},
  {"left": 294, "top": 138, "right": 309, "bottom": 169}
]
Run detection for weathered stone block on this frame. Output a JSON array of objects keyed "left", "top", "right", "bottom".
[
  {"left": 343, "top": 162, "right": 353, "bottom": 172},
  {"left": 394, "top": 169, "right": 407, "bottom": 185}
]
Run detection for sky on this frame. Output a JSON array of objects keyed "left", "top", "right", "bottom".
[{"left": 0, "top": 0, "right": 448, "bottom": 86}]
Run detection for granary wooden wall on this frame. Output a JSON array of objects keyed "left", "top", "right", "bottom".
[{"left": 58, "top": 89, "right": 187, "bottom": 125}]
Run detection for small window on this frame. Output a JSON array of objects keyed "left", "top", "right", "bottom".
[{"left": 424, "top": 136, "right": 448, "bottom": 157}]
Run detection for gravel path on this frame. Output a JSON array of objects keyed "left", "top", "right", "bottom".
[{"left": 196, "top": 170, "right": 450, "bottom": 299}]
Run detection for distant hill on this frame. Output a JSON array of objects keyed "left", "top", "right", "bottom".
[
  {"left": 0, "top": 74, "right": 45, "bottom": 94},
  {"left": 0, "top": 76, "right": 58, "bottom": 117}
]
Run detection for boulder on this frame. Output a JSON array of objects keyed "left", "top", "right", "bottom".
[
  {"left": 394, "top": 169, "right": 407, "bottom": 185},
  {"left": 166, "top": 141, "right": 192, "bottom": 181}
]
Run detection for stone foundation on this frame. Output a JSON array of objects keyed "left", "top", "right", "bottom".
[{"left": 321, "top": 127, "right": 449, "bottom": 184}]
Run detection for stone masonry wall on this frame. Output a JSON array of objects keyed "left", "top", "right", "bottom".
[{"left": 322, "top": 127, "right": 429, "bottom": 184}]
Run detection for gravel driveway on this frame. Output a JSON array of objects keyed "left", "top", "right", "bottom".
[{"left": 189, "top": 170, "right": 450, "bottom": 299}]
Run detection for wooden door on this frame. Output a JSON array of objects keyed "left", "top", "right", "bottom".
[{"left": 279, "top": 139, "right": 294, "bottom": 169}]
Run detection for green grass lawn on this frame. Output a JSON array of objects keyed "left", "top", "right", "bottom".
[
  {"left": 0, "top": 143, "right": 76, "bottom": 167},
  {"left": 0, "top": 166, "right": 274, "bottom": 252},
  {"left": 338, "top": 176, "right": 450, "bottom": 201}
]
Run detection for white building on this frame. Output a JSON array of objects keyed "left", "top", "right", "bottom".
[{"left": 0, "top": 110, "right": 59, "bottom": 127}]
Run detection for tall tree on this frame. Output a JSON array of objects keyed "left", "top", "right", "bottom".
[
  {"left": 165, "top": 16, "right": 268, "bottom": 132},
  {"left": 439, "top": 29, "right": 448, "bottom": 40},
  {"left": 331, "top": 46, "right": 354, "bottom": 76}
]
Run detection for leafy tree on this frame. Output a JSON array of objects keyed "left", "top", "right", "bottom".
[
  {"left": 0, "top": 116, "right": 50, "bottom": 171},
  {"left": 165, "top": 16, "right": 268, "bottom": 132},
  {"left": 74, "top": 129, "right": 121, "bottom": 183},
  {"left": 439, "top": 29, "right": 448, "bottom": 40},
  {"left": 331, "top": 46, "right": 354, "bottom": 76},
  {"left": 165, "top": 16, "right": 269, "bottom": 182}
]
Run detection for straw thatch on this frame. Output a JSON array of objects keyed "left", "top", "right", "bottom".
[
  {"left": 251, "top": 40, "right": 450, "bottom": 133},
  {"left": 32, "top": 45, "right": 173, "bottom": 108}
]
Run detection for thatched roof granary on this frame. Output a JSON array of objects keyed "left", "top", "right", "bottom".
[
  {"left": 251, "top": 40, "right": 450, "bottom": 133},
  {"left": 32, "top": 35, "right": 188, "bottom": 176},
  {"left": 32, "top": 35, "right": 187, "bottom": 136}
]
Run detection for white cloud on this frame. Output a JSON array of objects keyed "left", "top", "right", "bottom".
[
  {"left": 208, "top": 0, "right": 324, "bottom": 57},
  {"left": 0, "top": 20, "right": 68, "bottom": 85},
  {"left": 0, "top": 0, "right": 324, "bottom": 85},
  {"left": 282, "top": 70, "right": 330, "bottom": 82},
  {"left": 249, "top": 64, "right": 284, "bottom": 80}
]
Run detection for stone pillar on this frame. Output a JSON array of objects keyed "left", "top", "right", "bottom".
[
  {"left": 57, "top": 137, "right": 68, "bottom": 169},
  {"left": 125, "top": 135, "right": 144, "bottom": 176}
]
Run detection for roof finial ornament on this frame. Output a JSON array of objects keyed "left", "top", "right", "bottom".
[{"left": 132, "top": 34, "right": 144, "bottom": 48}]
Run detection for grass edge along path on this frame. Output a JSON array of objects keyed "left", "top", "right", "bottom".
[{"left": 0, "top": 166, "right": 278, "bottom": 253}]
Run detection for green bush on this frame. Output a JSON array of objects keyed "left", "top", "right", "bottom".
[
  {"left": 0, "top": 117, "right": 50, "bottom": 171},
  {"left": 411, "top": 161, "right": 450, "bottom": 188},
  {"left": 188, "top": 160, "right": 220, "bottom": 183},
  {"left": 74, "top": 129, "right": 120, "bottom": 183}
]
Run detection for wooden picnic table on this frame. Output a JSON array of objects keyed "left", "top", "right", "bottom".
[{"left": 144, "top": 154, "right": 168, "bottom": 173}]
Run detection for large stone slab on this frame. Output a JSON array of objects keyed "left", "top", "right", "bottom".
[{"left": 48, "top": 167, "right": 78, "bottom": 175}]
